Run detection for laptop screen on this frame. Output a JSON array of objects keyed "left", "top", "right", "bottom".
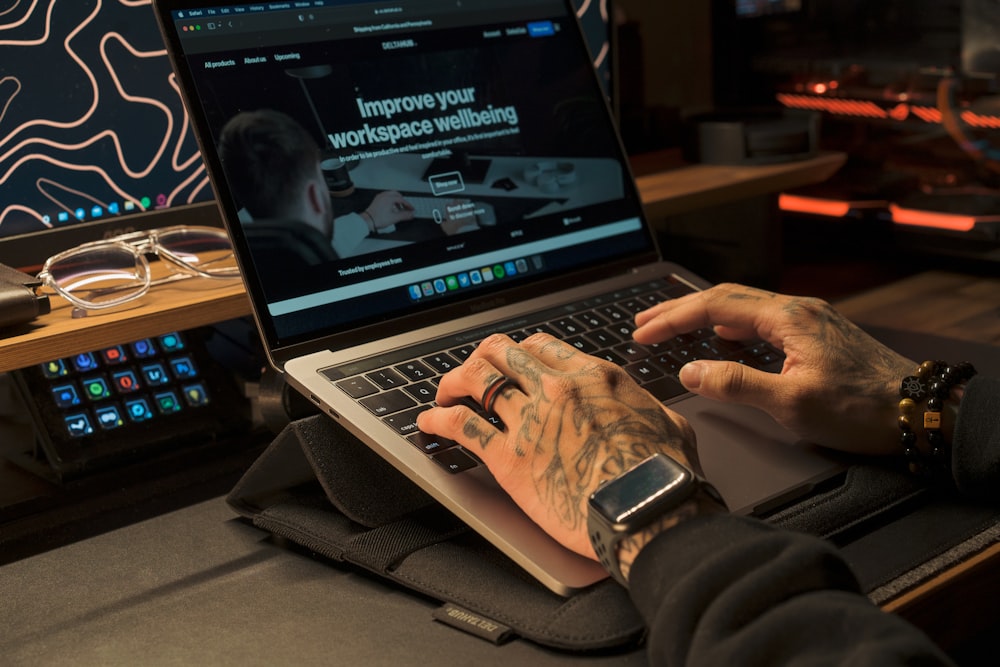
[{"left": 157, "top": 0, "right": 654, "bottom": 351}]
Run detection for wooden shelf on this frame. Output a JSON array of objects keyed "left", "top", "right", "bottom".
[
  {"left": 0, "top": 278, "right": 250, "bottom": 374},
  {"left": 635, "top": 150, "right": 847, "bottom": 219},
  {"left": 0, "top": 152, "right": 846, "bottom": 373}
]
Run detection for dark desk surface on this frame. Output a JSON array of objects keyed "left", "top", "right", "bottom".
[
  {"left": 3, "top": 270, "right": 998, "bottom": 664},
  {"left": 0, "top": 497, "right": 645, "bottom": 666}
]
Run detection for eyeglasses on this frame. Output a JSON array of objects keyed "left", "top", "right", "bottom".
[{"left": 37, "top": 225, "right": 241, "bottom": 314}]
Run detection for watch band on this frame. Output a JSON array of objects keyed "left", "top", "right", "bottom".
[{"left": 587, "top": 453, "right": 725, "bottom": 587}]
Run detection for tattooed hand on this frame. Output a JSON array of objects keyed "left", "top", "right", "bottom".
[
  {"left": 415, "top": 332, "right": 695, "bottom": 559},
  {"left": 634, "top": 283, "right": 916, "bottom": 456}
]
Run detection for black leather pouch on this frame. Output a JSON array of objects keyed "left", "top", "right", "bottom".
[
  {"left": 226, "top": 414, "right": 645, "bottom": 652},
  {"left": 228, "top": 410, "right": 1000, "bottom": 649}
]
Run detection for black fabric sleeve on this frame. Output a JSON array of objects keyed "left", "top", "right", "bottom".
[
  {"left": 952, "top": 375, "right": 1000, "bottom": 502},
  {"left": 628, "top": 514, "right": 955, "bottom": 666}
]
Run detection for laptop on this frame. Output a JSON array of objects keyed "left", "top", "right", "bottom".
[{"left": 152, "top": 0, "right": 846, "bottom": 595}]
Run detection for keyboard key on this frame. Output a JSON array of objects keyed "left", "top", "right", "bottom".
[
  {"left": 574, "top": 311, "right": 607, "bottom": 329},
  {"left": 101, "top": 345, "right": 128, "bottom": 365},
  {"left": 522, "top": 323, "right": 556, "bottom": 337},
  {"left": 624, "top": 360, "right": 664, "bottom": 383},
  {"left": 618, "top": 298, "right": 646, "bottom": 314},
  {"left": 450, "top": 344, "right": 476, "bottom": 361},
  {"left": 95, "top": 405, "right": 125, "bottom": 430},
  {"left": 125, "top": 398, "right": 155, "bottom": 422},
  {"left": 431, "top": 447, "right": 480, "bottom": 473},
  {"left": 594, "top": 349, "right": 628, "bottom": 366},
  {"left": 550, "top": 318, "right": 585, "bottom": 336},
  {"left": 395, "top": 360, "right": 434, "bottom": 381},
  {"left": 597, "top": 304, "right": 630, "bottom": 322},
  {"left": 383, "top": 405, "right": 428, "bottom": 435},
  {"left": 182, "top": 383, "right": 211, "bottom": 407},
  {"left": 41, "top": 359, "right": 69, "bottom": 378},
  {"left": 650, "top": 353, "right": 683, "bottom": 376},
  {"left": 72, "top": 352, "right": 99, "bottom": 373},
  {"left": 153, "top": 395, "right": 179, "bottom": 414},
  {"left": 564, "top": 336, "right": 597, "bottom": 354},
  {"left": 154, "top": 391, "right": 183, "bottom": 414},
  {"left": 403, "top": 381, "right": 437, "bottom": 403},
  {"left": 336, "top": 376, "right": 379, "bottom": 399},
  {"left": 130, "top": 338, "right": 158, "bottom": 358},
  {"left": 51, "top": 383, "right": 81, "bottom": 408},
  {"left": 158, "top": 332, "right": 185, "bottom": 352},
  {"left": 169, "top": 356, "right": 198, "bottom": 380},
  {"left": 64, "top": 413, "right": 95, "bottom": 437},
  {"left": 111, "top": 370, "right": 141, "bottom": 393},
  {"left": 360, "top": 388, "right": 417, "bottom": 416},
  {"left": 366, "top": 368, "right": 407, "bottom": 390},
  {"left": 81, "top": 377, "right": 111, "bottom": 401},
  {"left": 662, "top": 280, "right": 696, "bottom": 299},
  {"left": 613, "top": 342, "right": 650, "bottom": 362},
  {"left": 422, "top": 352, "right": 460, "bottom": 373},
  {"left": 669, "top": 344, "right": 702, "bottom": 364},
  {"left": 636, "top": 291, "right": 664, "bottom": 308},
  {"left": 141, "top": 363, "right": 170, "bottom": 386},
  {"left": 608, "top": 322, "right": 636, "bottom": 339},
  {"left": 584, "top": 329, "right": 622, "bottom": 349},
  {"left": 408, "top": 431, "right": 458, "bottom": 454}
]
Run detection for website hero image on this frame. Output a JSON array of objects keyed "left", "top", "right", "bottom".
[{"left": 193, "top": 8, "right": 631, "bottom": 327}]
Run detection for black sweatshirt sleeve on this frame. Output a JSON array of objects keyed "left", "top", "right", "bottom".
[
  {"left": 627, "top": 377, "right": 1000, "bottom": 665},
  {"left": 628, "top": 515, "right": 955, "bottom": 666},
  {"left": 952, "top": 376, "right": 1000, "bottom": 502}
]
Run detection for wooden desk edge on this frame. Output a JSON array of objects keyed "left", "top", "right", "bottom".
[
  {"left": 880, "top": 539, "right": 1000, "bottom": 651},
  {"left": 882, "top": 540, "right": 1000, "bottom": 613}
]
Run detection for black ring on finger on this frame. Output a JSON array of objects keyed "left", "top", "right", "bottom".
[{"left": 481, "top": 375, "right": 519, "bottom": 417}]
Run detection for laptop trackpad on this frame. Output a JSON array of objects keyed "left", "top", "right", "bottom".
[{"left": 673, "top": 396, "right": 849, "bottom": 517}]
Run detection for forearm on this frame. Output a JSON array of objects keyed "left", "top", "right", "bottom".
[{"left": 628, "top": 514, "right": 953, "bottom": 666}]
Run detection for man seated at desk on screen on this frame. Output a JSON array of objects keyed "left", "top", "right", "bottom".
[{"left": 219, "top": 109, "right": 478, "bottom": 259}]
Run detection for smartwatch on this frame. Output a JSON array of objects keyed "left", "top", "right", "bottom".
[{"left": 587, "top": 453, "right": 724, "bottom": 587}]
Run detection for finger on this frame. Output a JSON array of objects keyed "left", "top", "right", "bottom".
[
  {"left": 467, "top": 333, "right": 555, "bottom": 378},
  {"left": 515, "top": 332, "right": 592, "bottom": 371},
  {"left": 416, "top": 403, "right": 502, "bottom": 453},
  {"left": 434, "top": 358, "right": 527, "bottom": 431},
  {"left": 434, "top": 354, "right": 509, "bottom": 407},
  {"left": 678, "top": 359, "right": 787, "bottom": 412},
  {"left": 633, "top": 283, "right": 779, "bottom": 346}
]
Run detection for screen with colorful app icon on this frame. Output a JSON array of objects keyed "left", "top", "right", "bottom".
[{"left": 0, "top": 0, "right": 217, "bottom": 269}]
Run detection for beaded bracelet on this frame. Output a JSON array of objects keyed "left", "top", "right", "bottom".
[{"left": 898, "top": 360, "right": 977, "bottom": 477}]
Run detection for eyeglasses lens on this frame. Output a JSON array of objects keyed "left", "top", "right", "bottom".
[
  {"left": 157, "top": 228, "right": 239, "bottom": 277},
  {"left": 47, "top": 246, "right": 148, "bottom": 307}
]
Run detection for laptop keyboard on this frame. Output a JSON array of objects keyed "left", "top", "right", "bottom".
[{"left": 321, "top": 277, "right": 783, "bottom": 474}]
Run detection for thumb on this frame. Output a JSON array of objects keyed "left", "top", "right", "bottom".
[{"left": 678, "top": 360, "right": 781, "bottom": 410}]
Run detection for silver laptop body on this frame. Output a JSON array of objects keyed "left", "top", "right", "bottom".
[{"left": 153, "top": 0, "right": 845, "bottom": 595}]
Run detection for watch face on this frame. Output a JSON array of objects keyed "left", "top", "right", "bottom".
[{"left": 592, "top": 453, "right": 693, "bottom": 525}]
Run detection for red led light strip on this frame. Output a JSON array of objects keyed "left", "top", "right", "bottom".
[
  {"left": 776, "top": 93, "right": 1000, "bottom": 127},
  {"left": 889, "top": 204, "right": 980, "bottom": 232},
  {"left": 778, "top": 194, "right": 888, "bottom": 218}
]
